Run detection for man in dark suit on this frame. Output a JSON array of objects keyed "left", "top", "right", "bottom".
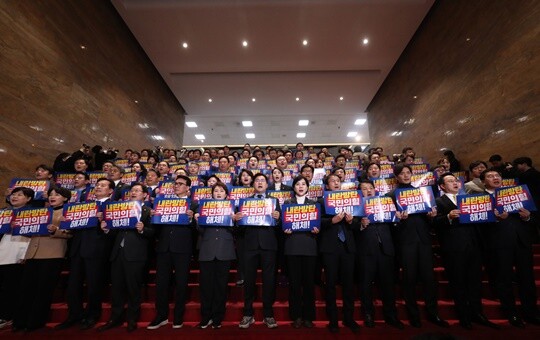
[
  {"left": 108, "top": 164, "right": 127, "bottom": 201},
  {"left": 147, "top": 175, "right": 196, "bottom": 330},
  {"left": 319, "top": 174, "right": 359, "bottom": 333},
  {"left": 98, "top": 182, "right": 154, "bottom": 332},
  {"left": 356, "top": 180, "right": 403, "bottom": 329},
  {"left": 238, "top": 173, "right": 280, "bottom": 329},
  {"left": 55, "top": 178, "right": 115, "bottom": 331},
  {"left": 434, "top": 173, "right": 498, "bottom": 330},
  {"left": 480, "top": 169, "right": 540, "bottom": 327}
]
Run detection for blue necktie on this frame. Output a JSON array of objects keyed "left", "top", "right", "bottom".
[{"left": 338, "top": 225, "right": 346, "bottom": 242}]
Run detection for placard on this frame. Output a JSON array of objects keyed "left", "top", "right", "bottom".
[
  {"left": 213, "top": 172, "right": 233, "bottom": 184},
  {"left": 55, "top": 173, "right": 77, "bottom": 189},
  {"left": 324, "top": 190, "right": 363, "bottom": 216},
  {"left": 373, "top": 177, "right": 398, "bottom": 196},
  {"left": 267, "top": 190, "right": 293, "bottom": 206},
  {"left": 410, "top": 163, "right": 430, "bottom": 174},
  {"left": 501, "top": 178, "right": 519, "bottom": 187},
  {"left": 238, "top": 198, "right": 276, "bottom": 226},
  {"left": 340, "top": 182, "right": 357, "bottom": 190},
  {"left": 121, "top": 172, "right": 138, "bottom": 184},
  {"left": 395, "top": 186, "right": 436, "bottom": 214},
  {"left": 379, "top": 164, "right": 395, "bottom": 178},
  {"left": 411, "top": 172, "right": 436, "bottom": 187},
  {"left": 156, "top": 180, "right": 176, "bottom": 198},
  {"left": 9, "top": 178, "right": 50, "bottom": 200},
  {"left": 103, "top": 201, "right": 141, "bottom": 229},
  {"left": 88, "top": 172, "right": 108, "bottom": 186},
  {"left": 457, "top": 193, "right": 495, "bottom": 223},
  {"left": 344, "top": 168, "right": 358, "bottom": 182},
  {"left": 229, "top": 186, "right": 255, "bottom": 207},
  {"left": 0, "top": 209, "right": 14, "bottom": 234},
  {"left": 151, "top": 198, "right": 191, "bottom": 225},
  {"left": 363, "top": 196, "right": 398, "bottom": 223},
  {"left": 11, "top": 207, "right": 53, "bottom": 236},
  {"left": 197, "top": 199, "right": 234, "bottom": 227},
  {"left": 307, "top": 184, "right": 324, "bottom": 200},
  {"left": 60, "top": 202, "right": 100, "bottom": 229},
  {"left": 191, "top": 187, "right": 213, "bottom": 202},
  {"left": 495, "top": 185, "right": 537, "bottom": 214},
  {"left": 281, "top": 203, "right": 321, "bottom": 232}
]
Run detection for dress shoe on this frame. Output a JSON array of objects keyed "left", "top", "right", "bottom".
[
  {"left": 459, "top": 319, "right": 473, "bottom": 330},
  {"left": 98, "top": 320, "right": 122, "bottom": 332},
  {"left": 327, "top": 323, "right": 339, "bottom": 333},
  {"left": 54, "top": 318, "right": 80, "bottom": 330},
  {"left": 508, "top": 315, "right": 525, "bottom": 328},
  {"left": 343, "top": 320, "right": 360, "bottom": 333},
  {"left": 292, "top": 318, "right": 302, "bottom": 329},
  {"left": 303, "top": 320, "right": 314, "bottom": 328},
  {"left": 364, "top": 314, "right": 375, "bottom": 328},
  {"left": 80, "top": 318, "right": 97, "bottom": 330},
  {"left": 471, "top": 313, "right": 500, "bottom": 329},
  {"left": 385, "top": 317, "right": 405, "bottom": 330},
  {"left": 127, "top": 320, "right": 137, "bottom": 332},
  {"left": 524, "top": 315, "right": 540, "bottom": 326},
  {"left": 427, "top": 314, "right": 450, "bottom": 328}
]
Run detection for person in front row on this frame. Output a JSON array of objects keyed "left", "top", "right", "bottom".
[
  {"left": 434, "top": 173, "right": 499, "bottom": 330},
  {"left": 319, "top": 174, "right": 359, "bottom": 333},
  {"left": 388, "top": 164, "right": 448, "bottom": 328},
  {"left": 480, "top": 169, "right": 540, "bottom": 327},
  {"left": 283, "top": 176, "right": 319, "bottom": 329},
  {"left": 238, "top": 173, "right": 280, "bottom": 329},
  {"left": 196, "top": 182, "right": 242, "bottom": 329},
  {"left": 356, "top": 180, "right": 404, "bottom": 330},
  {"left": 98, "top": 182, "right": 154, "bottom": 332}
]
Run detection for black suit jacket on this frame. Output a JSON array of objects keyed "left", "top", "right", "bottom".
[
  {"left": 318, "top": 198, "right": 356, "bottom": 254},
  {"left": 267, "top": 183, "right": 293, "bottom": 192},
  {"left": 434, "top": 194, "right": 480, "bottom": 253},
  {"left": 154, "top": 201, "right": 197, "bottom": 254},
  {"left": 110, "top": 205, "right": 154, "bottom": 262},
  {"left": 69, "top": 198, "right": 113, "bottom": 259},
  {"left": 283, "top": 197, "right": 318, "bottom": 256},
  {"left": 354, "top": 221, "right": 395, "bottom": 256},
  {"left": 242, "top": 195, "right": 280, "bottom": 251}
]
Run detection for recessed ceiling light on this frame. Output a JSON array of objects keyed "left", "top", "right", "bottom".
[
  {"left": 413, "top": 95, "right": 417, "bottom": 99},
  {"left": 134, "top": 100, "right": 139, "bottom": 104},
  {"left": 80, "top": 45, "right": 86, "bottom": 50},
  {"left": 138, "top": 123, "right": 149, "bottom": 129},
  {"left": 296, "top": 132, "right": 306, "bottom": 138},
  {"left": 355, "top": 136, "right": 361, "bottom": 142},
  {"left": 251, "top": 98, "right": 256, "bottom": 102},
  {"left": 208, "top": 98, "right": 213, "bottom": 103},
  {"left": 195, "top": 134, "right": 205, "bottom": 140},
  {"left": 185, "top": 121, "right": 197, "bottom": 128},
  {"left": 151, "top": 135, "right": 165, "bottom": 141},
  {"left": 182, "top": 42, "right": 188, "bottom": 48},
  {"left": 29, "top": 125, "right": 43, "bottom": 132},
  {"left": 466, "top": 38, "right": 471, "bottom": 42},
  {"left": 0, "top": 148, "right": 5, "bottom": 153},
  {"left": 246, "top": 133, "right": 255, "bottom": 139},
  {"left": 362, "top": 38, "right": 369, "bottom": 45},
  {"left": 347, "top": 131, "right": 358, "bottom": 137},
  {"left": 339, "top": 96, "right": 344, "bottom": 101},
  {"left": 298, "top": 120, "right": 309, "bottom": 126},
  {"left": 354, "top": 118, "right": 367, "bottom": 125},
  {"left": 302, "top": 39, "right": 308, "bottom": 46},
  {"left": 295, "top": 97, "right": 300, "bottom": 101},
  {"left": 242, "top": 121, "right": 253, "bottom": 127},
  {"left": 242, "top": 40, "right": 248, "bottom": 47},
  {"left": 53, "top": 137, "right": 65, "bottom": 143}
]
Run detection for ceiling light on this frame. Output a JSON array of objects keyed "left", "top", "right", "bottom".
[
  {"left": 354, "top": 118, "right": 367, "bottom": 125},
  {"left": 80, "top": 45, "right": 86, "bottom": 49},
  {"left": 134, "top": 100, "right": 139, "bottom": 104},
  {"left": 208, "top": 98, "right": 213, "bottom": 103},
  {"left": 355, "top": 136, "right": 361, "bottom": 142},
  {"left": 182, "top": 42, "right": 188, "bottom": 48},
  {"left": 466, "top": 38, "right": 471, "bottom": 42},
  {"left": 0, "top": 148, "right": 5, "bottom": 153},
  {"left": 362, "top": 38, "right": 369, "bottom": 45},
  {"left": 53, "top": 137, "right": 65, "bottom": 143},
  {"left": 391, "top": 131, "right": 403, "bottom": 136},
  {"left": 242, "top": 40, "right": 248, "bottom": 47},
  {"left": 494, "top": 129, "right": 505, "bottom": 135},
  {"left": 296, "top": 133, "right": 306, "bottom": 138},
  {"left": 295, "top": 97, "right": 300, "bottom": 101},
  {"left": 29, "top": 125, "right": 43, "bottom": 132},
  {"left": 195, "top": 134, "right": 205, "bottom": 140},
  {"left": 347, "top": 131, "right": 358, "bottom": 137},
  {"left": 302, "top": 39, "right": 308, "bottom": 46},
  {"left": 152, "top": 135, "right": 165, "bottom": 141},
  {"left": 251, "top": 98, "right": 256, "bottom": 102},
  {"left": 242, "top": 121, "right": 253, "bottom": 127},
  {"left": 138, "top": 123, "right": 149, "bottom": 129},
  {"left": 298, "top": 120, "right": 309, "bottom": 126},
  {"left": 185, "top": 121, "right": 197, "bottom": 128},
  {"left": 339, "top": 96, "right": 344, "bottom": 101},
  {"left": 246, "top": 133, "right": 255, "bottom": 139},
  {"left": 413, "top": 95, "right": 417, "bottom": 99},
  {"left": 517, "top": 115, "right": 528, "bottom": 122}
]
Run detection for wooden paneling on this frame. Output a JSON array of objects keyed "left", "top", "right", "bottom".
[
  {"left": 367, "top": 0, "right": 540, "bottom": 169},
  {"left": 0, "top": 0, "right": 184, "bottom": 195}
]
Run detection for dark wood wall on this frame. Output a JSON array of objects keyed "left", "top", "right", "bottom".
[
  {"left": 367, "top": 0, "right": 540, "bottom": 169},
  {"left": 0, "top": 1, "right": 184, "bottom": 193}
]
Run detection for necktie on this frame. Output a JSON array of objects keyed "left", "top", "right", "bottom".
[
  {"left": 338, "top": 225, "right": 346, "bottom": 242},
  {"left": 257, "top": 194, "right": 263, "bottom": 199}
]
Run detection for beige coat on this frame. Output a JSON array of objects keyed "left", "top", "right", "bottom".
[{"left": 25, "top": 208, "right": 71, "bottom": 260}]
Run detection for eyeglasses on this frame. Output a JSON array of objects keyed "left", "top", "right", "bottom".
[{"left": 174, "top": 182, "right": 187, "bottom": 186}]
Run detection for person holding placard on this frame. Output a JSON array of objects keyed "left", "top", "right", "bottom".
[
  {"left": 319, "top": 174, "right": 359, "bottom": 333},
  {"left": 434, "top": 173, "right": 498, "bottom": 330},
  {"left": 98, "top": 182, "right": 154, "bottom": 332},
  {"left": 268, "top": 168, "right": 292, "bottom": 191},
  {"left": 356, "top": 180, "right": 404, "bottom": 330},
  {"left": 388, "top": 164, "right": 448, "bottom": 328},
  {"left": 283, "top": 176, "right": 319, "bottom": 329},
  {"left": 13, "top": 186, "right": 72, "bottom": 332},
  {"left": 0, "top": 187, "right": 34, "bottom": 330},
  {"left": 481, "top": 169, "right": 540, "bottom": 327},
  {"left": 238, "top": 173, "right": 280, "bottom": 329}
]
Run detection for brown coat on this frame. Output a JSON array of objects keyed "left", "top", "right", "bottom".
[{"left": 25, "top": 208, "right": 71, "bottom": 260}]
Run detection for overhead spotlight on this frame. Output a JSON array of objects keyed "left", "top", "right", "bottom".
[
  {"left": 302, "top": 39, "right": 308, "bottom": 46},
  {"left": 295, "top": 97, "right": 300, "bottom": 101},
  {"left": 362, "top": 38, "right": 369, "bottom": 45},
  {"left": 242, "top": 40, "right": 248, "bottom": 47},
  {"left": 182, "top": 42, "right": 188, "bottom": 48},
  {"left": 251, "top": 98, "right": 256, "bottom": 102},
  {"left": 208, "top": 98, "right": 213, "bottom": 103},
  {"left": 339, "top": 96, "right": 344, "bottom": 101}
]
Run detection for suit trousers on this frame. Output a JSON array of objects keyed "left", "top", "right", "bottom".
[
  {"left": 322, "top": 242, "right": 355, "bottom": 325},
  {"left": 110, "top": 248, "right": 146, "bottom": 322},
  {"left": 0, "top": 264, "right": 22, "bottom": 320},
  {"left": 199, "top": 259, "right": 231, "bottom": 323},
  {"left": 155, "top": 251, "right": 191, "bottom": 323},
  {"left": 14, "top": 258, "right": 63, "bottom": 329},
  {"left": 398, "top": 241, "right": 438, "bottom": 319},
  {"left": 243, "top": 248, "right": 276, "bottom": 317},
  {"left": 358, "top": 244, "right": 398, "bottom": 318},
  {"left": 287, "top": 255, "right": 316, "bottom": 321},
  {"left": 66, "top": 255, "right": 108, "bottom": 320}
]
